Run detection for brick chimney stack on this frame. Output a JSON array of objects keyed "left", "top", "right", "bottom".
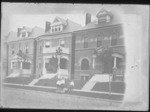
[
  {"left": 85, "top": 13, "right": 91, "bottom": 25},
  {"left": 45, "top": 21, "right": 51, "bottom": 32}
]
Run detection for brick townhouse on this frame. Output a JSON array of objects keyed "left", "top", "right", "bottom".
[
  {"left": 73, "top": 8, "right": 126, "bottom": 82},
  {"left": 6, "top": 26, "right": 44, "bottom": 78},
  {"left": 35, "top": 17, "right": 82, "bottom": 79}
]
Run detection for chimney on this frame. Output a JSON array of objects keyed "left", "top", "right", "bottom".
[
  {"left": 85, "top": 13, "right": 91, "bottom": 25},
  {"left": 17, "top": 28, "right": 22, "bottom": 37},
  {"left": 45, "top": 21, "right": 51, "bottom": 32}
]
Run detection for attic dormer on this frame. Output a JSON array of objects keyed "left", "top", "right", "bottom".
[
  {"left": 96, "top": 8, "right": 113, "bottom": 24},
  {"left": 17, "top": 26, "right": 32, "bottom": 38},
  {"left": 50, "top": 17, "right": 67, "bottom": 33}
]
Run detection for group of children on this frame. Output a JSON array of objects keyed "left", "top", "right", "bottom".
[{"left": 56, "top": 77, "right": 74, "bottom": 93}]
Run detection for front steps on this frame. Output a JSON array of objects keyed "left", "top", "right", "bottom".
[{"left": 28, "top": 79, "right": 40, "bottom": 86}]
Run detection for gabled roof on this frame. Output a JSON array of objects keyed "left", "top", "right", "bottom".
[
  {"left": 21, "top": 26, "right": 32, "bottom": 32},
  {"left": 96, "top": 8, "right": 110, "bottom": 18},
  {"left": 42, "top": 17, "right": 82, "bottom": 36},
  {"left": 53, "top": 16, "right": 67, "bottom": 25},
  {"left": 6, "top": 26, "right": 44, "bottom": 43},
  {"left": 76, "top": 8, "right": 122, "bottom": 32}
]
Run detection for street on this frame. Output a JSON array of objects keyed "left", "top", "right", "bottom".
[{"left": 1, "top": 86, "right": 121, "bottom": 109}]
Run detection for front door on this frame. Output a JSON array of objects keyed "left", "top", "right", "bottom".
[{"left": 45, "top": 57, "right": 58, "bottom": 73}]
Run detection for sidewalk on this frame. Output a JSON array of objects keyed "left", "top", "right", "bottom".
[
  {"left": 2, "top": 83, "right": 124, "bottom": 102},
  {"left": 3, "top": 76, "right": 125, "bottom": 94}
]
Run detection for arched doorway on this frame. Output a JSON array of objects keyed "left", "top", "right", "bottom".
[{"left": 81, "top": 58, "right": 89, "bottom": 70}]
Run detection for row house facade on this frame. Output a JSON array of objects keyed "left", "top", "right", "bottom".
[
  {"left": 6, "top": 26, "right": 44, "bottom": 77},
  {"left": 5, "top": 8, "right": 126, "bottom": 83},
  {"left": 35, "top": 17, "right": 82, "bottom": 79},
  {"left": 74, "top": 9, "right": 126, "bottom": 81}
]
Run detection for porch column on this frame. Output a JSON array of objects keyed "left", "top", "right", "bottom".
[
  {"left": 10, "top": 61, "right": 13, "bottom": 69},
  {"left": 57, "top": 55, "right": 60, "bottom": 72},
  {"left": 20, "top": 62, "right": 23, "bottom": 69},
  {"left": 43, "top": 57, "right": 46, "bottom": 75},
  {"left": 113, "top": 56, "right": 117, "bottom": 68},
  {"left": 92, "top": 55, "right": 96, "bottom": 69}
]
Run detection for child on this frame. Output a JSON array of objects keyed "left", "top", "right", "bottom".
[
  {"left": 61, "top": 78, "right": 65, "bottom": 92},
  {"left": 68, "top": 80, "right": 74, "bottom": 92},
  {"left": 56, "top": 79, "right": 61, "bottom": 90}
]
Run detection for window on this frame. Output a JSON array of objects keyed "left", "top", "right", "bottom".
[
  {"left": 19, "top": 43, "right": 21, "bottom": 51},
  {"left": 60, "top": 40, "right": 65, "bottom": 47},
  {"left": 84, "top": 37, "right": 88, "bottom": 48},
  {"left": 81, "top": 58, "right": 89, "bottom": 70},
  {"left": 22, "top": 62, "right": 31, "bottom": 69},
  {"left": 111, "top": 32, "right": 118, "bottom": 46},
  {"left": 106, "top": 15, "right": 111, "bottom": 23},
  {"left": 25, "top": 42, "right": 29, "bottom": 54},
  {"left": 40, "top": 46, "right": 42, "bottom": 53},
  {"left": 111, "top": 39, "right": 117, "bottom": 46},
  {"left": 58, "top": 27, "right": 61, "bottom": 31},
  {"left": 12, "top": 51, "right": 14, "bottom": 55},
  {"left": 26, "top": 49, "right": 29, "bottom": 54},
  {"left": 22, "top": 32, "right": 26, "bottom": 37},
  {"left": 55, "top": 27, "right": 57, "bottom": 32},
  {"left": 45, "top": 41, "right": 50, "bottom": 48},
  {"left": 12, "top": 44, "right": 14, "bottom": 49},
  {"left": 39, "top": 63, "right": 41, "bottom": 68},
  {"left": 12, "top": 62, "right": 20, "bottom": 69},
  {"left": 11, "top": 44, "right": 15, "bottom": 55},
  {"left": 60, "top": 58, "right": 68, "bottom": 69},
  {"left": 97, "top": 37, "right": 102, "bottom": 47}
]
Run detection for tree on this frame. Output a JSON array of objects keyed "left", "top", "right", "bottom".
[{"left": 17, "top": 50, "right": 31, "bottom": 62}]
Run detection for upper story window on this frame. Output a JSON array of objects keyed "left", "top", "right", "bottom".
[
  {"left": 97, "top": 36, "right": 103, "bottom": 47},
  {"left": 59, "top": 39, "right": 65, "bottom": 47},
  {"left": 84, "top": 37, "right": 88, "bottom": 48},
  {"left": 11, "top": 44, "right": 15, "bottom": 55},
  {"left": 111, "top": 32, "right": 118, "bottom": 46},
  {"left": 22, "top": 32, "right": 27, "bottom": 37},
  {"left": 12, "top": 51, "right": 15, "bottom": 55},
  {"left": 106, "top": 15, "right": 111, "bottom": 23},
  {"left": 19, "top": 43, "right": 21, "bottom": 50},
  {"left": 45, "top": 41, "right": 51, "bottom": 48},
  {"left": 40, "top": 46, "right": 42, "bottom": 53},
  {"left": 12, "top": 44, "right": 14, "bottom": 49},
  {"left": 25, "top": 42, "right": 29, "bottom": 54},
  {"left": 51, "top": 24, "right": 63, "bottom": 33}
]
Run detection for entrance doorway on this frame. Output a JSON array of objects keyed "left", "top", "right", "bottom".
[{"left": 45, "top": 56, "right": 58, "bottom": 73}]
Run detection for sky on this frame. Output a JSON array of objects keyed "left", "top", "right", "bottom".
[{"left": 1, "top": 3, "right": 103, "bottom": 38}]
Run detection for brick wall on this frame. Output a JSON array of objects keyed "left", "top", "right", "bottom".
[{"left": 74, "top": 24, "right": 125, "bottom": 80}]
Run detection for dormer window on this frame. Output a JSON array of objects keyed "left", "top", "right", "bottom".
[
  {"left": 58, "top": 27, "right": 61, "bottom": 31},
  {"left": 21, "top": 31, "right": 30, "bottom": 38},
  {"left": 22, "top": 32, "right": 26, "bottom": 37},
  {"left": 106, "top": 15, "right": 111, "bottom": 22},
  {"left": 96, "top": 9, "right": 112, "bottom": 24},
  {"left": 51, "top": 25, "right": 63, "bottom": 33}
]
